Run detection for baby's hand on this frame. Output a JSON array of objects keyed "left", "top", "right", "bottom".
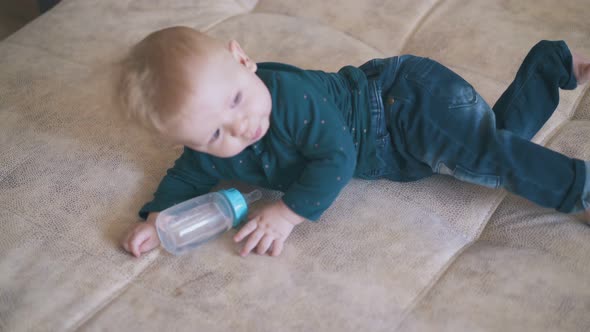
[
  {"left": 121, "top": 212, "right": 161, "bottom": 258},
  {"left": 233, "top": 200, "right": 305, "bottom": 257}
]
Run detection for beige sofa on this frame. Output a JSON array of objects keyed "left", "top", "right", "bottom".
[{"left": 2, "top": 1, "right": 590, "bottom": 331}]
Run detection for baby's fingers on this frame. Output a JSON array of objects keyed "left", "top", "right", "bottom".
[
  {"left": 256, "top": 234, "right": 274, "bottom": 255},
  {"left": 122, "top": 229, "right": 132, "bottom": 253},
  {"left": 241, "top": 230, "right": 264, "bottom": 257},
  {"left": 130, "top": 231, "right": 151, "bottom": 258},
  {"left": 270, "top": 239, "right": 284, "bottom": 257},
  {"left": 234, "top": 218, "right": 258, "bottom": 242},
  {"left": 139, "top": 235, "right": 159, "bottom": 254}
]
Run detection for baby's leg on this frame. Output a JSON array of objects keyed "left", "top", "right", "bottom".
[
  {"left": 394, "top": 54, "right": 589, "bottom": 216},
  {"left": 492, "top": 40, "right": 579, "bottom": 141},
  {"left": 400, "top": 89, "right": 587, "bottom": 215}
]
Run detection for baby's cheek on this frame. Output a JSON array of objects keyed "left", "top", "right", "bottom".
[{"left": 230, "top": 136, "right": 248, "bottom": 154}]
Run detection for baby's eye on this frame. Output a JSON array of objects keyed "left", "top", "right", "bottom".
[
  {"left": 231, "top": 92, "right": 242, "bottom": 107},
  {"left": 211, "top": 129, "right": 220, "bottom": 142}
]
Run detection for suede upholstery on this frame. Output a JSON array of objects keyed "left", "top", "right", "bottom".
[{"left": 1, "top": 1, "right": 590, "bottom": 331}]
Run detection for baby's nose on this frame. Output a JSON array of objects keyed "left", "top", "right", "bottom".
[{"left": 230, "top": 121, "right": 247, "bottom": 137}]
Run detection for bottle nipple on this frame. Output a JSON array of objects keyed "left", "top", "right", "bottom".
[{"left": 244, "top": 190, "right": 262, "bottom": 205}]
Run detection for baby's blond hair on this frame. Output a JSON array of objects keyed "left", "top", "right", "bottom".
[{"left": 115, "top": 26, "right": 222, "bottom": 133}]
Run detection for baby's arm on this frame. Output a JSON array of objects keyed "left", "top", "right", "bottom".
[
  {"left": 233, "top": 80, "right": 357, "bottom": 257},
  {"left": 124, "top": 147, "right": 218, "bottom": 258},
  {"left": 121, "top": 212, "right": 161, "bottom": 257},
  {"left": 233, "top": 200, "right": 305, "bottom": 257}
]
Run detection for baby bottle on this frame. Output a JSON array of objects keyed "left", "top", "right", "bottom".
[{"left": 155, "top": 188, "right": 262, "bottom": 255}]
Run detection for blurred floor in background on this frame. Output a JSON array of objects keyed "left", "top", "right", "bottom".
[{"left": 0, "top": 0, "right": 60, "bottom": 40}]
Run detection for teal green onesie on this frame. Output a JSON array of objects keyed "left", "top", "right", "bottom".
[{"left": 139, "top": 62, "right": 382, "bottom": 222}]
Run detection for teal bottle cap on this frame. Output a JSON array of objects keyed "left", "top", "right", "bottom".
[{"left": 219, "top": 188, "right": 248, "bottom": 227}]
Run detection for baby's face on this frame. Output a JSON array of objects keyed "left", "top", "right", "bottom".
[{"left": 164, "top": 42, "right": 272, "bottom": 158}]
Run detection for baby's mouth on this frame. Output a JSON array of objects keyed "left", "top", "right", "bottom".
[{"left": 251, "top": 126, "right": 262, "bottom": 141}]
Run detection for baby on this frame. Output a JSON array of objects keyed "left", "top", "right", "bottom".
[{"left": 116, "top": 26, "right": 590, "bottom": 258}]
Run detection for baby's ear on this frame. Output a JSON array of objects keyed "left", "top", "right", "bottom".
[{"left": 228, "top": 40, "right": 257, "bottom": 72}]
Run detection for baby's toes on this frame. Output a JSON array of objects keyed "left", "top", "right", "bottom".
[
  {"left": 582, "top": 64, "right": 590, "bottom": 84},
  {"left": 573, "top": 52, "right": 590, "bottom": 85}
]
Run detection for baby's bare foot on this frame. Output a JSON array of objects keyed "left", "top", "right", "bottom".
[{"left": 572, "top": 51, "right": 590, "bottom": 85}]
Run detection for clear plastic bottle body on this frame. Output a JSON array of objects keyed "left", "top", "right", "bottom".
[{"left": 156, "top": 192, "right": 233, "bottom": 255}]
